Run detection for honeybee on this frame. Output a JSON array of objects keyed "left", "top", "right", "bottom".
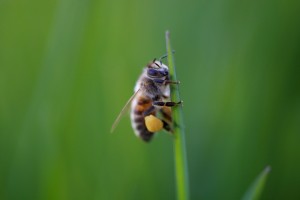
[{"left": 111, "top": 57, "right": 181, "bottom": 142}]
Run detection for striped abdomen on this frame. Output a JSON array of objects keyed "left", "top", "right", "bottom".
[{"left": 130, "top": 94, "right": 155, "bottom": 142}]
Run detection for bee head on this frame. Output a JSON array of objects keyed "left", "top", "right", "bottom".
[{"left": 147, "top": 61, "right": 169, "bottom": 78}]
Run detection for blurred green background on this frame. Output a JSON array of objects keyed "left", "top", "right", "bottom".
[{"left": 1, "top": 0, "right": 300, "bottom": 199}]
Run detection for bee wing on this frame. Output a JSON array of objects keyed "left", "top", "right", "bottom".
[{"left": 110, "top": 88, "right": 141, "bottom": 133}]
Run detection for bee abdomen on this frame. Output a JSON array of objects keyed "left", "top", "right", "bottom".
[
  {"left": 132, "top": 116, "right": 154, "bottom": 142},
  {"left": 131, "top": 96, "right": 155, "bottom": 142}
]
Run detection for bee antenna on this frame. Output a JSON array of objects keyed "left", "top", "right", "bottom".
[
  {"left": 153, "top": 57, "right": 162, "bottom": 68},
  {"left": 154, "top": 62, "right": 161, "bottom": 68},
  {"left": 149, "top": 58, "right": 161, "bottom": 68},
  {"left": 159, "top": 50, "right": 175, "bottom": 64}
]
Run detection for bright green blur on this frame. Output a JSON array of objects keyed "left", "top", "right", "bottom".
[{"left": 0, "top": 0, "right": 300, "bottom": 200}]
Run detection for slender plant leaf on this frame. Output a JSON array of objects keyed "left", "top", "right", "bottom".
[
  {"left": 165, "top": 31, "right": 190, "bottom": 200},
  {"left": 242, "top": 166, "right": 271, "bottom": 200}
]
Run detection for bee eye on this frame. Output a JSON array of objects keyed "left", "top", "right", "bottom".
[{"left": 147, "top": 69, "right": 158, "bottom": 77}]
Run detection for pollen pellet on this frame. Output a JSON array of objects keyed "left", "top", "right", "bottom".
[{"left": 145, "top": 115, "right": 163, "bottom": 132}]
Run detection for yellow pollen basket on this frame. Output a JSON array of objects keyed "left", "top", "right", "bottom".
[{"left": 145, "top": 115, "right": 163, "bottom": 132}]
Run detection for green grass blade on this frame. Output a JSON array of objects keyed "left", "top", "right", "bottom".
[
  {"left": 242, "top": 166, "right": 271, "bottom": 200},
  {"left": 165, "top": 31, "right": 190, "bottom": 200}
]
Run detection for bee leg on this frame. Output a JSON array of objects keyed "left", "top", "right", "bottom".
[
  {"left": 163, "top": 80, "right": 180, "bottom": 85},
  {"left": 153, "top": 101, "right": 182, "bottom": 107},
  {"left": 142, "top": 105, "right": 156, "bottom": 116},
  {"left": 162, "top": 120, "right": 173, "bottom": 132}
]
